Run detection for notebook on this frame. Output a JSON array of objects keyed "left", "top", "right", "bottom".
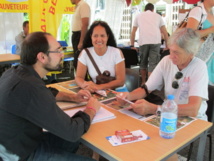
[
  {"left": 57, "top": 101, "right": 87, "bottom": 110},
  {"left": 64, "top": 106, "right": 116, "bottom": 124}
]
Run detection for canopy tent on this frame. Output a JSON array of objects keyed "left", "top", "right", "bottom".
[
  {"left": 173, "top": 0, "right": 200, "bottom": 4},
  {"left": 126, "top": 0, "right": 200, "bottom": 5}
]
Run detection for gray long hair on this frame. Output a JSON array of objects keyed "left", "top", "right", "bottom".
[{"left": 168, "top": 28, "right": 201, "bottom": 55}]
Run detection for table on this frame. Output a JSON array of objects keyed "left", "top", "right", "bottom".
[
  {"left": 49, "top": 83, "right": 212, "bottom": 161},
  {"left": 0, "top": 53, "right": 20, "bottom": 65}
]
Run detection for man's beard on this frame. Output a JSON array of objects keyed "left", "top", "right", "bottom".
[{"left": 44, "top": 60, "right": 63, "bottom": 72}]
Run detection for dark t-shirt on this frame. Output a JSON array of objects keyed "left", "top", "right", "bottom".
[{"left": 0, "top": 65, "right": 90, "bottom": 160}]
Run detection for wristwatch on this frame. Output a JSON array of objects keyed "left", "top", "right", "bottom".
[{"left": 156, "top": 105, "right": 161, "bottom": 116}]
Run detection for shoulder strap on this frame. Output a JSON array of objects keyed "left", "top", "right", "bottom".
[
  {"left": 85, "top": 48, "right": 102, "bottom": 75},
  {"left": 197, "top": 6, "right": 203, "bottom": 29}
]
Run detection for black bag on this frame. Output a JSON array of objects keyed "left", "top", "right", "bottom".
[{"left": 85, "top": 48, "right": 116, "bottom": 84}]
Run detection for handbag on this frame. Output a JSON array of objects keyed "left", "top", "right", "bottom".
[
  {"left": 176, "top": 6, "right": 203, "bottom": 31},
  {"left": 85, "top": 48, "right": 116, "bottom": 84}
]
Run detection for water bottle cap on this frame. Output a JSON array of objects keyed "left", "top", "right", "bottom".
[{"left": 167, "top": 95, "right": 174, "bottom": 100}]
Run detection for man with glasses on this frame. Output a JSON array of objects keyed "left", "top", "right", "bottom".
[
  {"left": 119, "top": 28, "right": 208, "bottom": 120},
  {"left": 0, "top": 32, "right": 100, "bottom": 161}
]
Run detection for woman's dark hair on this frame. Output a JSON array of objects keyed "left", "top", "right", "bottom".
[
  {"left": 83, "top": 21, "right": 117, "bottom": 48},
  {"left": 21, "top": 32, "right": 51, "bottom": 65}
]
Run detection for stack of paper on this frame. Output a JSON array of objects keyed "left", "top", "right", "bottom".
[
  {"left": 57, "top": 101, "right": 87, "bottom": 110},
  {"left": 64, "top": 106, "right": 116, "bottom": 124}
]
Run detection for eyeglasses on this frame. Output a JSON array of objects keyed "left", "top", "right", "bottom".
[
  {"left": 172, "top": 71, "right": 183, "bottom": 89},
  {"left": 47, "top": 47, "right": 64, "bottom": 54}
]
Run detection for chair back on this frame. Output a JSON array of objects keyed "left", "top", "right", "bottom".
[
  {"left": 125, "top": 68, "right": 140, "bottom": 92},
  {"left": 206, "top": 85, "right": 214, "bottom": 123},
  {"left": 58, "top": 41, "right": 68, "bottom": 47},
  {"left": 11, "top": 44, "right": 16, "bottom": 54},
  {"left": 120, "top": 48, "right": 139, "bottom": 68}
]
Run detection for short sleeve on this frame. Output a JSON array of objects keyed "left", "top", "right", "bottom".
[
  {"left": 78, "top": 50, "right": 88, "bottom": 66},
  {"left": 188, "top": 6, "right": 204, "bottom": 22},
  {"left": 115, "top": 49, "right": 124, "bottom": 64}
]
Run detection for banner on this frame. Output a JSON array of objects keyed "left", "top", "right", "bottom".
[
  {"left": 0, "top": 0, "right": 29, "bottom": 13},
  {"left": 28, "top": 0, "right": 75, "bottom": 37},
  {"left": 0, "top": 0, "right": 75, "bottom": 14}
]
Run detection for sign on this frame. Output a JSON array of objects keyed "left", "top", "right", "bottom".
[
  {"left": 29, "top": 0, "right": 75, "bottom": 37},
  {"left": 0, "top": 0, "right": 29, "bottom": 13},
  {"left": 0, "top": 0, "right": 75, "bottom": 14}
]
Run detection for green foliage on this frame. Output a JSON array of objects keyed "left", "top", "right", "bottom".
[
  {"left": 23, "top": 13, "right": 29, "bottom": 21},
  {"left": 60, "top": 15, "right": 71, "bottom": 44}
]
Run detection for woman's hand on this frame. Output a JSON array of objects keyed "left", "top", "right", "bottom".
[
  {"left": 81, "top": 81, "right": 99, "bottom": 93},
  {"left": 116, "top": 92, "right": 130, "bottom": 106}
]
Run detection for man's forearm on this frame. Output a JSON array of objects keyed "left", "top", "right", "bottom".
[{"left": 56, "top": 91, "right": 77, "bottom": 102}]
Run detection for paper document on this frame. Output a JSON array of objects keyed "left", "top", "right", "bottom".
[
  {"left": 57, "top": 101, "right": 87, "bottom": 110},
  {"left": 64, "top": 106, "right": 116, "bottom": 124},
  {"left": 106, "top": 130, "right": 150, "bottom": 146}
]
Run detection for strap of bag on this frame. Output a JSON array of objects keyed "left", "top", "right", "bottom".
[
  {"left": 179, "top": 6, "right": 203, "bottom": 29},
  {"left": 85, "top": 48, "right": 102, "bottom": 75},
  {"left": 197, "top": 6, "right": 203, "bottom": 30}
]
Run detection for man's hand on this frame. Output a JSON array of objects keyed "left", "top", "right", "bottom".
[
  {"left": 131, "top": 99, "right": 153, "bottom": 115},
  {"left": 86, "top": 97, "right": 101, "bottom": 112},
  {"left": 75, "top": 89, "right": 91, "bottom": 102}
]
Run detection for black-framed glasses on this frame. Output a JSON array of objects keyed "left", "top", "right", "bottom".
[
  {"left": 172, "top": 72, "right": 183, "bottom": 89},
  {"left": 47, "top": 47, "right": 64, "bottom": 54}
]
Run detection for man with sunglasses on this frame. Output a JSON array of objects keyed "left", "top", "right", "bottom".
[
  {"left": 0, "top": 32, "right": 100, "bottom": 161},
  {"left": 120, "top": 28, "right": 208, "bottom": 120}
]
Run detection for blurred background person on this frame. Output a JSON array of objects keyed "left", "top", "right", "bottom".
[
  {"left": 186, "top": 0, "right": 214, "bottom": 85},
  {"left": 70, "top": 0, "right": 91, "bottom": 70},
  {"left": 15, "top": 20, "right": 29, "bottom": 55},
  {"left": 130, "top": 3, "right": 169, "bottom": 84}
]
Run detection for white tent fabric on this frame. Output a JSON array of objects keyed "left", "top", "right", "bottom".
[{"left": 0, "top": 13, "right": 23, "bottom": 54}]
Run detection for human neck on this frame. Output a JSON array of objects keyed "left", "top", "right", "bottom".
[
  {"left": 177, "top": 56, "right": 193, "bottom": 71},
  {"left": 204, "top": 1, "right": 212, "bottom": 14},
  {"left": 94, "top": 47, "right": 108, "bottom": 56},
  {"left": 33, "top": 63, "right": 48, "bottom": 78}
]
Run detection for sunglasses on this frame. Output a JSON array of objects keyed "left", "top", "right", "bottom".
[{"left": 172, "top": 72, "right": 183, "bottom": 89}]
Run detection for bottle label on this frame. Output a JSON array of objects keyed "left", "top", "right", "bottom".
[{"left": 160, "top": 118, "right": 177, "bottom": 133}]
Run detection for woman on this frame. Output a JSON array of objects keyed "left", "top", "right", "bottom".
[
  {"left": 119, "top": 28, "right": 208, "bottom": 120},
  {"left": 186, "top": 0, "right": 214, "bottom": 85},
  {"left": 75, "top": 21, "right": 126, "bottom": 93},
  {"left": 118, "top": 28, "right": 209, "bottom": 161}
]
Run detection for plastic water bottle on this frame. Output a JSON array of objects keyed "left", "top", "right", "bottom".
[{"left": 159, "top": 95, "right": 178, "bottom": 139}]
